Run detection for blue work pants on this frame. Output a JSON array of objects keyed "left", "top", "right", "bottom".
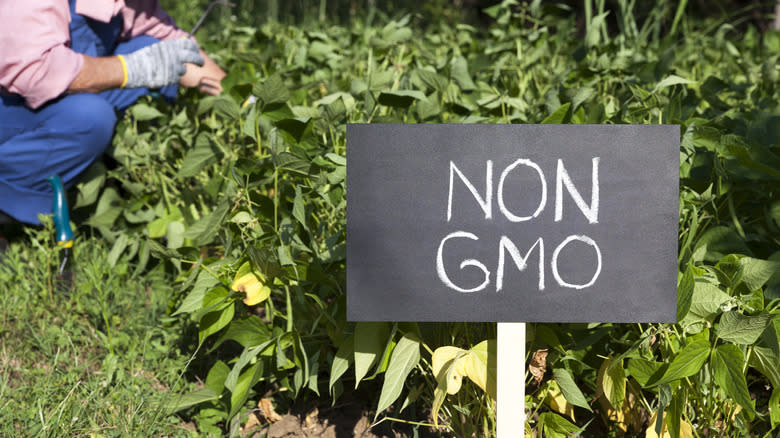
[{"left": 0, "top": 1, "right": 177, "bottom": 224}]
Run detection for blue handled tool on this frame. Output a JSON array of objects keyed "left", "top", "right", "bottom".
[{"left": 47, "top": 175, "right": 74, "bottom": 275}]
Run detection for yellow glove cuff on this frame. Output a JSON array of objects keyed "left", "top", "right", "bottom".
[{"left": 117, "top": 55, "right": 128, "bottom": 88}]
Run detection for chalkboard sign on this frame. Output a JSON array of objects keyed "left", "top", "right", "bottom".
[{"left": 347, "top": 124, "right": 679, "bottom": 323}]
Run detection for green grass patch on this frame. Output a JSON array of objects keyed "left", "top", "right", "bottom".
[{"left": 0, "top": 220, "right": 197, "bottom": 437}]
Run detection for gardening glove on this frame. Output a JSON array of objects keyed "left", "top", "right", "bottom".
[{"left": 120, "top": 39, "right": 204, "bottom": 89}]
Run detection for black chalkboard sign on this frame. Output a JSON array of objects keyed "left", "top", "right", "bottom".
[{"left": 347, "top": 124, "right": 679, "bottom": 323}]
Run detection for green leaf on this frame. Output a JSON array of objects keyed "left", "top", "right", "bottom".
[
  {"left": 274, "top": 152, "right": 311, "bottom": 175},
  {"left": 712, "top": 344, "right": 755, "bottom": 418},
  {"left": 375, "top": 332, "right": 420, "bottom": 420},
  {"left": 770, "top": 388, "right": 780, "bottom": 428},
  {"left": 173, "top": 270, "right": 219, "bottom": 316},
  {"left": 354, "top": 322, "right": 392, "bottom": 388},
  {"left": 325, "top": 152, "right": 346, "bottom": 167},
  {"left": 308, "top": 40, "right": 335, "bottom": 61},
  {"left": 292, "top": 186, "right": 308, "bottom": 231},
  {"left": 680, "top": 281, "right": 730, "bottom": 326},
  {"left": 277, "top": 245, "right": 294, "bottom": 267},
  {"left": 653, "top": 75, "right": 696, "bottom": 93},
  {"left": 87, "top": 187, "right": 124, "bottom": 229},
  {"left": 382, "top": 25, "right": 412, "bottom": 44},
  {"left": 165, "top": 388, "right": 220, "bottom": 413},
  {"left": 242, "top": 103, "right": 257, "bottom": 140},
  {"left": 224, "top": 342, "right": 273, "bottom": 393},
  {"left": 716, "top": 312, "right": 773, "bottom": 345},
  {"left": 198, "top": 288, "right": 235, "bottom": 345},
  {"left": 308, "top": 350, "right": 321, "bottom": 396},
  {"left": 739, "top": 257, "right": 780, "bottom": 291},
  {"left": 166, "top": 221, "right": 185, "bottom": 249},
  {"left": 205, "top": 360, "right": 231, "bottom": 393},
  {"left": 367, "top": 325, "right": 398, "bottom": 380},
  {"left": 539, "top": 412, "right": 580, "bottom": 438},
  {"left": 230, "top": 212, "right": 253, "bottom": 224},
  {"left": 694, "top": 226, "right": 751, "bottom": 262},
  {"left": 571, "top": 87, "right": 595, "bottom": 110},
  {"left": 146, "top": 238, "right": 183, "bottom": 261},
  {"left": 276, "top": 117, "right": 311, "bottom": 142},
  {"left": 177, "top": 134, "right": 221, "bottom": 179},
  {"left": 725, "top": 142, "right": 780, "bottom": 178},
  {"left": 329, "top": 336, "right": 353, "bottom": 395},
  {"left": 677, "top": 265, "right": 695, "bottom": 322},
  {"left": 229, "top": 361, "right": 262, "bottom": 420},
  {"left": 213, "top": 95, "right": 241, "bottom": 120},
  {"left": 107, "top": 233, "right": 129, "bottom": 268},
  {"left": 552, "top": 368, "right": 593, "bottom": 412},
  {"left": 647, "top": 332, "right": 709, "bottom": 387},
  {"left": 627, "top": 358, "right": 663, "bottom": 387},
  {"left": 749, "top": 346, "right": 780, "bottom": 388},
  {"left": 74, "top": 161, "right": 106, "bottom": 208},
  {"left": 183, "top": 201, "right": 230, "bottom": 246},
  {"left": 377, "top": 90, "right": 428, "bottom": 108},
  {"left": 254, "top": 74, "right": 290, "bottom": 109},
  {"left": 541, "top": 103, "right": 571, "bottom": 124},
  {"left": 213, "top": 316, "right": 272, "bottom": 350},
  {"left": 656, "top": 384, "right": 672, "bottom": 436},
  {"left": 415, "top": 69, "right": 449, "bottom": 92},
  {"left": 130, "top": 103, "right": 163, "bottom": 121},
  {"left": 667, "top": 389, "right": 685, "bottom": 438},
  {"left": 450, "top": 56, "right": 476, "bottom": 91},
  {"left": 585, "top": 12, "right": 609, "bottom": 47}
]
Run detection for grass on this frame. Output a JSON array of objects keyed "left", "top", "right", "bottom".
[{"left": 0, "top": 219, "right": 198, "bottom": 437}]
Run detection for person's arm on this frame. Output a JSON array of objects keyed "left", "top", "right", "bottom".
[
  {"left": 68, "top": 39, "right": 203, "bottom": 96},
  {"left": 0, "top": 2, "right": 83, "bottom": 109},
  {"left": 67, "top": 55, "right": 125, "bottom": 94},
  {"left": 69, "top": 47, "right": 222, "bottom": 97}
]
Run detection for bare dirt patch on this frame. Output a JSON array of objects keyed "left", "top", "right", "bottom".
[{"left": 241, "top": 395, "right": 443, "bottom": 438}]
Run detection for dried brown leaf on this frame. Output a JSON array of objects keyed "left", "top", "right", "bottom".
[
  {"left": 528, "top": 349, "right": 548, "bottom": 384},
  {"left": 258, "top": 398, "right": 283, "bottom": 423},
  {"left": 304, "top": 407, "right": 319, "bottom": 429}
]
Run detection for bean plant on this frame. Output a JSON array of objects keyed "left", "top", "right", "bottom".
[{"left": 73, "top": 0, "right": 780, "bottom": 436}]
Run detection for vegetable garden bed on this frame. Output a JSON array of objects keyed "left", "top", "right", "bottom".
[{"left": 3, "top": 1, "right": 779, "bottom": 436}]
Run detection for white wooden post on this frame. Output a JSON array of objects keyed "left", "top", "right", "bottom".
[{"left": 497, "top": 322, "right": 526, "bottom": 438}]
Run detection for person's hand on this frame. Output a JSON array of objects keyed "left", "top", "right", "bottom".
[
  {"left": 180, "top": 50, "right": 226, "bottom": 96},
  {"left": 121, "top": 39, "right": 204, "bottom": 89}
]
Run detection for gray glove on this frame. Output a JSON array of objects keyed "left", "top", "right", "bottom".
[{"left": 122, "top": 39, "right": 204, "bottom": 89}]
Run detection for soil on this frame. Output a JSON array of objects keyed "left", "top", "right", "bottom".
[{"left": 241, "top": 394, "right": 444, "bottom": 438}]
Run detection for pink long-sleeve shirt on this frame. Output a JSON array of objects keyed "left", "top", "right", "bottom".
[{"left": 0, "top": 0, "right": 191, "bottom": 109}]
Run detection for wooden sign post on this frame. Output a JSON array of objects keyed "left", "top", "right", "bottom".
[
  {"left": 346, "top": 124, "right": 679, "bottom": 435},
  {"left": 497, "top": 322, "right": 526, "bottom": 437}
]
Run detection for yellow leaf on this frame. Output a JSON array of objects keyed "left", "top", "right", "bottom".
[
  {"left": 462, "top": 352, "right": 486, "bottom": 393},
  {"left": 598, "top": 381, "right": 645, "bottom": 433},
  {"left": 597, "top": 357, "right": 625, "bottom": 410},
  {"left": 646, "top": 412, "right": 693, "bottom": 438},
  {"left": 432, "top": 346, "right": 462, "bottom": 378},
  {"left": 466, "top": 339, "right": 497, "bottom": 399},
  {"left": 432, "top": 346, "right": 466, "bottom": 395},
  {"left": 622, "top": 387, "right": 643, "bottom": 432},
  {"left": 232, "top": 262, "right": 270, "bottom": 306},
  {"left": 431, "top": 346, "right": 465, "bottom": 427},
  {"left": 430, "top": 340, "right": 497, "bottom": 427},
  {"left": 598, "top": 393, "right": 626, "bottom": 432}
]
